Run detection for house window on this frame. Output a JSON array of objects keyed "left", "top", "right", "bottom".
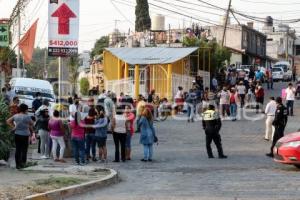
[
  {"left": 296, "top": 45, "right": 300, "bottom": 55},
  {"left": 242, "top": 31, "right": 247, "bottom": 48}
]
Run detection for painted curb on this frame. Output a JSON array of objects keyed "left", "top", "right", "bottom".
[{"left": 24, "top": 169, "right": 118, "bottom": 200}]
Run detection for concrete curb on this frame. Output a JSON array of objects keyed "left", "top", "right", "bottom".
[{"left": 24, "top": 168, "right": 118, "bottom": 200}]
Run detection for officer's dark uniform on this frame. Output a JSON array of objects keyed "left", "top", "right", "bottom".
[
  {"left": 268, "top": 103, "right": 288, "bottom": 157},
  {"left": 202, "top": 107, "right": 227, "bottom": 158}
]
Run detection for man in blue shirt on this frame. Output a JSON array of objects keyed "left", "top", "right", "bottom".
[{"left": 255, "top": 70, "right": 264, "bottom": 82}]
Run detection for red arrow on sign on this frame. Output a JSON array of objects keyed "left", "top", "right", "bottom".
[{"left": 51, "top": 3, "right": 77, "bottom": 35}]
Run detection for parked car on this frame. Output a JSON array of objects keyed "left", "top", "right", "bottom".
[
  {"left": 273, "top": 131, "right": 300, "bottom": 168},
  {"left": 272, "top": 67, "right": 285, "bottom": 81},
  {"left": 274, "top": 61, "right": 293, "bottom": 81}
]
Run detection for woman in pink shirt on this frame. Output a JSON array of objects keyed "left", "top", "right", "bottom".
[
  {"left": 48, "top": 110, "right": 66, "bottom": 163},
  {"left": 69, "top": 112, "right": 86, "bottom": 165}
]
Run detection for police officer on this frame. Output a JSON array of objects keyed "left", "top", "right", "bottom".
[
  {"left": 202, "top": 104, "right": 227, "bottom": 159},
  {"left": 266, "top": 97, "right": 288, "bottom": 157}
]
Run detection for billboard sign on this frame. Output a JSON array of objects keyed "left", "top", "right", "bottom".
[
  {"left": 0, "top": 23, "right": 9, "bottom": 47},
  {"left": 48, "top": 0, "right": 79, "bottom": 57}
]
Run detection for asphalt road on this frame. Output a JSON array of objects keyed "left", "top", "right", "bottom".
[{"left": 69, "top": 82, "right": 300, "bottom": 200}]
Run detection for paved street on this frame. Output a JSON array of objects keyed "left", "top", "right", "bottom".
[{"left": 68, "top": 82, "right": 300, "bottom": 200}]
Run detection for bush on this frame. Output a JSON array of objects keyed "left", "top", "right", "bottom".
[
  {"left": 79, "top": 78, "right": 89, "bottom": 96},
  {"left": 0, "top": 97, "right": 13, "bottom": 161}
]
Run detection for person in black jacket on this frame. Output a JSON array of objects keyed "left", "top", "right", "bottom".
[
  {"left": 266, "top": 97, "right": 288, "bottom": 157},
  {"left": 32, "top": 92, "right": 42, "bottom": 113},
  {"left": 202, "top": 105, "right": 227, "bottom": 159}
]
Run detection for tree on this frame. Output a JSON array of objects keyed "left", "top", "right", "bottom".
[
  {"left": 135, "top": 0, "right": 151, "bottom": 32},
  {"left": 183, "top": 35, "right": 231, "bottom": 73},
  {"left": 0, "top": 47, "right": 17, "bottom": 73},
  {"left": 68, "top": 56, "right": 80, "bottom": 95},
  {"left": 0, "top": 97, "right": 13, "bottom": 161},
  {"left": 25, "top": 47, "right": 58, "bottom": 78},
  {"left": 79, "top": 77, "right": 89, "bottom": 96},
  {"left": 91, "top": 36, "right": 109, "bottom": 58}
]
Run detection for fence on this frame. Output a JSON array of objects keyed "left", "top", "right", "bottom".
[
  {"left": 172, "top": 73, "right": 194, "bottom": 97},
  {"left": 198, "top": 70, "right": 210, "bottom": 89},
  {"left": 105, "top": 78, "right": 134, "bottom": 96}
]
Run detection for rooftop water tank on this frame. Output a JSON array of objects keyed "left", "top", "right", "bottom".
[
  {"left": 265, "top": 16, "right": 273, "bottom": 27},
  {"left": 220, "top": 15, "right": 231, "bottom": 26},
  {"left": 151, "top": 14, "right": 165, "bottom": 31}
]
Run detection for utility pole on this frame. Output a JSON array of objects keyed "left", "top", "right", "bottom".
[
  {"left": 222, "top": 0, "right": 232, "bottom": 47},
  {"left": 43, "top": 49, "right": 48, "bottom": 79},
  {"left": 10, "top": 0, "right": 30, "bottom": 77},
  {"left": 286, "top": 26, "right": 290, "bottom": 61}
]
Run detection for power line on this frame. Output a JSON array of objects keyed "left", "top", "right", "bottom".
[
  {"left": 237, "top": 0, "right": 300, "bottom": 5},
  {"left": 110, "top": 0, "right": 134, "bottom": 25},
  {"left": 173, "top": 0, "right": 225, "bottom": 11},
  {"left": 153, "top": 0, "right": 224, "bottom": 17},
  {"left": 36, "top": 20, "right": 48, "bottom": 47},
  {"left": 112, "top": 0, "right": 190, "bottom": 22},
  {"left": 188, "top": 0, "right": 300, "bottom": 24},
  {"left": 113, "top": 0, "right": 244, "bottom": 31}
]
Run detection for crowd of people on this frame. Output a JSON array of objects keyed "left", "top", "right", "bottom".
[
  {"left": 2, "top": 86, "right": 158, "bottom": 168},
  {"left": 1, "top": 64, "right": 299, "bottom": 168}
]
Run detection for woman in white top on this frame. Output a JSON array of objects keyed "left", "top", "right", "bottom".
[
  {"left": 236, "top": 81, "right": 246, "bottom": 108},
  {"left": 113, "top": 114, "right": 127, "bottom": 162},
  {"left": 175, "top": 86, "right": 184, "bottom": 113}
]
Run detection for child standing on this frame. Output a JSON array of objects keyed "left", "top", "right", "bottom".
[
  {"left": 124, "top": 106, "right": 135, "bottom": 160},
  {"left": 229, "top": 88, "right": 238, "bottom": 121},
  {"left": 84, "top": 109, "right": 97, "bottom": 162}
]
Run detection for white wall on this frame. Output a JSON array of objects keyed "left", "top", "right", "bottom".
[{"left": 230, "top": 53, "right": 242, "bottom": 66}]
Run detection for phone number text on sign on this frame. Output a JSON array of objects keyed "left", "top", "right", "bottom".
[
  {"left": 48, "top": 47, "right": 78, "bottom": 57},
  {"left": 49, "top": 40, "right": 78, "bottom": 47}
]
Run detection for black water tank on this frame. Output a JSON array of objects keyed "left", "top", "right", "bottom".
[{"left": 265, "top": 16, "right": 273, "bottom": 27}]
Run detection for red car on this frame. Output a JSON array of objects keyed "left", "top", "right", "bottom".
[{"left": 274, "top": 132, "right": 300, "bottom": 168}]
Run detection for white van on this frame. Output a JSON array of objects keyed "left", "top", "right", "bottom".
[
  {"left": 9, "top": 78, "right": 55, "bottom": 110},
  {"left": 273, "top": 61, "right": 293, "bottom": 81}
]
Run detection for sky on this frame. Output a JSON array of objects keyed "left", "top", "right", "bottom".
[{"left": 0, "top": 0, "right": 300, "bottom": 53}]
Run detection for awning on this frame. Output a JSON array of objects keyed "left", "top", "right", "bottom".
[{"left": 105, "top": 47, "right": 199, "bottom": 65}]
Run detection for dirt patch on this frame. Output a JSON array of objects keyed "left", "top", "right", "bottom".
[
  {"left": 0, "top": 170, "right": 108, "bottom": 200},
  {"left": 0, "top": 175, "right": 88, "bottom": 200}
]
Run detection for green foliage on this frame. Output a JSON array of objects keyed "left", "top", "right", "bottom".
[
  {"left": 183, "top": 36, "right": 231, "bottom": 73},
  {"left": 79, "top": 78, "right": 89, "bottom": 96},
  {"left": 0, "top": 47, "right": 17, "bottom": 63},
  {"left": 0, "top": 97, "right": 13, "bottom": 161},
  {"left": 135, "top": 0, "right": 151, "bottom": 32},
  {"left": 68, "top": 56, "right": 80, "bottom": 95},
  {"left": 25, "top": 47, "right": 58, "bottom": 78},
  {"left": 182, "top": 35, "right": 200, "bottom": 47},
  {"left": 91, "top": 36, "right": 109, "bottom": 58}
]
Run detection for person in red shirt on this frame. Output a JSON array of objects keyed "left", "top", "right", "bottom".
[
  {"left": 124, "top": 106, "right": 135, "bottom": 160},
  {"left": 255, "top": 83, "right": 265, "bottom": 113}
]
